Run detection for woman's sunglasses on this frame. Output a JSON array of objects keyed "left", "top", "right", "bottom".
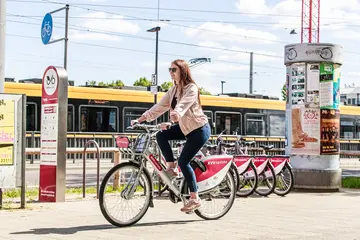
[{"left": 169, "top": 68, "right": 177, "bottom": 73}]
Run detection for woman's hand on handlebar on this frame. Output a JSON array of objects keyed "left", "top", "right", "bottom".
[{"left": 132, "top": 116, "right": 146, "bottom": 126}]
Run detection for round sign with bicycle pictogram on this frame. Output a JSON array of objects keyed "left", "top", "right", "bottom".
[
  {"left": 43, "top": 67, "right": 58, "bottom": 96},
  {"left": 41, "top": 13, "right": 53, "bottom": 44}
]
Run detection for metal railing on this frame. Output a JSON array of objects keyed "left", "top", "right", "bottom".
[
  {"left": 24, "top": 131, "right": 360, "bottom": 161},
  {"left": 83, "top": 140, "right": 100, "bottom": 199}
]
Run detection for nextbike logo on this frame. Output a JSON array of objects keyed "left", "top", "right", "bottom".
[
  {"left": 44, "top": 68, "right": 58, "bottom": 96},
  {"left": 149, "top": 154, "right": 162, "bottom": 171}
]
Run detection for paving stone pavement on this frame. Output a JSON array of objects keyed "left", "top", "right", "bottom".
[{"left": 0, "top": 189, "right": 360, "bottom": 240}]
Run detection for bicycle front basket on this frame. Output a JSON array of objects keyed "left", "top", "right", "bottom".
[{"left": 132, "top": 133, "right": 149, "bottom": 154}]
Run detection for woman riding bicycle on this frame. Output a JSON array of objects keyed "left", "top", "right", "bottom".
[{"left": 133, "top": 59, "right": 210, "bottom": 213}]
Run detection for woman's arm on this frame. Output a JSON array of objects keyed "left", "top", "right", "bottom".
[{"left": 139, "top": 88, "right": 172, "bottom": 122}]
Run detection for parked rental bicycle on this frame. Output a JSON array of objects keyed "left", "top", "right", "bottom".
[
  {"left": 99, "top": 122, "right": 238, "bottom": 227},
  {"left": 232, "top": 139, "right": 294, "bottom": 197},
  {"left": 257, "top": 145, "right": 294, "bottom": 196}
]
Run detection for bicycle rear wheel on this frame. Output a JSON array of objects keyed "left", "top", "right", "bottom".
[
  {"left": 182, "top": 170, "right": 237, "bottom": 220},
  {"left": 236, "top": 161, "right": 258, "bottom": 197},
  {"left": 99, "top": 161, "right": 152, "bottom": 227},
  {"left": 273, "top": 162, "right": 294, "bottom": 196},
  {"left": 254, "top": 162, "right": 276, "bottom": 197}
]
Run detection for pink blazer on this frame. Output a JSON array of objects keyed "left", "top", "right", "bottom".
[{"left": 142, "top": 83, "right": 208, "bottom": 136}]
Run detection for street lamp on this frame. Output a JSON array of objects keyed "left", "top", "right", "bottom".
[
  {"left": 147, "top": 26, "right": 161, "bottom": 105},
  {"left": 290, "top": 29, "right": 297, "bottom": 35},
  {"left": 221, "top": 80, "right": 226, "bottom": 95}
]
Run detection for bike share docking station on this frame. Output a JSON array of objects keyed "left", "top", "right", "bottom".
[
  {"left": 284, "top": 43, "right": 343, "bottom": 191},
  {"left": 38, "top": 66, "right": 68, "bottom": 202}
]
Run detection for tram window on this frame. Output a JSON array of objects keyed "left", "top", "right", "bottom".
[
  {"left": 26, "top": 103, "right": 37, "bottom": 131},
  {"left": 269, "top": 114, "right": 285, "bottom": 136},
  {"left": 215, "top": 112, "right": 241, "bottom": 135},
  {"left": 340, "top": 119, "right": 355, "bottom": 139},
  {"left": 67, "top": 105, "right": 74, "bottom": 132},
  {"left": 80, "top": 106, "right": 118, "bottom": 132},
  {"left": 246, "top": 114, "right": 265, "bottom": 136},
  {"left": 123, "top": 107, "right": 155, "bottom": 132}
]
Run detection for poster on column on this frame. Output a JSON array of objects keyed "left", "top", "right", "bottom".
[
  {"left": 332, "top": 64, "right": 341, "bottom": 110},
  {"left": 320, "top": 109, "right": 340, "bottom": 155},
  {"left": 290, "top": 63, "right": 306, "bottom": 106},
  {"left": 306, "top": 63, "right": 320, "bottom": 108},
  {"left": 320, "top": 63, "right": 334, "bottom": 108},
  {"left": 291, "top": 106, "right": 320, "bottom": 155}
]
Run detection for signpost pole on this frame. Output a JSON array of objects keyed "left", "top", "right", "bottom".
[{"left": 38, "top": 66, "right": 68, "bottom": 202}]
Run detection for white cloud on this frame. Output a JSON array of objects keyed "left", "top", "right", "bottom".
[
  {"left": 190, "top": 62, "right": 250, "bottom": 94},
  {"left": 218, "top": 47, "right": 282, "bottom": 63},
  {"left": 235, "top": 0, "right": 360, "bottom": 38},
  {"left": 235, "top": 0, "right": 270, "bottom": 15},
  {"left": 140, "top": 61, "right": 170, "bottom": 68},
  {"left": 184, "top": 22, "right": 279, "bottom": 44},
  {"left": 71, "top": 12, "right": 140, "bottom": 40},
  {"left": 69, "top": 30, "right": 120, "bottom": 41}
]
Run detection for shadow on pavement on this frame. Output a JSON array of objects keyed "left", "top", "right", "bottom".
[{"left": 10, "top": 220, "right": 203, "bottom": 235}]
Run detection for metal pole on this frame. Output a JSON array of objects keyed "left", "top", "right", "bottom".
[
  {"left": 221, "top": 82, "right": 223, "bottom": 94},
  {"left": 154, "top": 30, "right": 159, "bottom": 105},
  {"left": 249, "top": 52, "right": 253, "bottom": 94},
  {"left": 0, "top": 0, "right": 6, "bottom": 93},
  {"left": 21, "top": 95, "right": 26, "bottom": 209},
  {"left": 64, "top": 4, "right": 69, "bottom": 70}
]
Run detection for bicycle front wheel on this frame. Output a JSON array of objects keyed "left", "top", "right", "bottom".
[
  {"left": 99, "top": 161, "right": 152, "bottom": 227},
  {"left": 273, "top": 162, "right": 294, "bottom": 196},
  {"left": 182, "top": 170, "right": 237, "bottom": 220}
]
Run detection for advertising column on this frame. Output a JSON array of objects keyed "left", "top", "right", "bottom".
[
  {"left": 284, "top": 43, "right": 343, "bottom": 190},
  {"left": 39, "top": 66, "right": 68, "bottom": 202}
]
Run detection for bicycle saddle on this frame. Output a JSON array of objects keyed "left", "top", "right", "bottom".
[
  {"left": 259, "top": 144, "right": 274, "bottom": 150},
  {"left": 244, "top": 141, "right": 255, "bottom": 146},
  {"left": 190, "top": 158, "right": 207, "bottom": 172},
  {"left": 204, "top": 144, "right": 217, "bottom": 150},
  {"left": 223, "top": 143, "right": 235, "bottom": 148}
]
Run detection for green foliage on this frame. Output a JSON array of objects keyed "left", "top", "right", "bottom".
[
  {"left": 160, "top": 81, "right": 173, "bottom": 91},
  {"left": 199, "top": 87, "right": 211, "bottom": 95},
  {"left": 133, "top": 77, "right": 151, "bottom": 87},
  {"left": 87, "top": 80, "right": 124, "bottom": 87}
]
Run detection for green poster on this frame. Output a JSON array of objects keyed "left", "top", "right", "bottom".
[
  {"left": 320, "top": 63, "right": 333, "bottom": 82},
  {"left": 320, "top": 63, "right": 335, "bottom": 109}
]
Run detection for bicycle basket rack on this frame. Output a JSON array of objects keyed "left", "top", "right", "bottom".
[{"left": 115, "top": 133, "right": 151, "bottom": 156}]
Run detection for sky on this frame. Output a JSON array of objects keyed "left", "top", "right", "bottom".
[{"left": 4, "top": 0, "right": 360, "bottom": 98}]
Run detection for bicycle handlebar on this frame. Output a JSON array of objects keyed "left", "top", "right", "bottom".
[{"left": 127, "top": 122, "right": 161, "bottom": 132}]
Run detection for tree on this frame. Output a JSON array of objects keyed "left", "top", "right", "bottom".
[
  {"left": 281, "top": 83, "right": 287, "bottom": 101},
  {"left": 133, "top": 77, "right": 151, "bottom": 87},
  {"left": 88, "top": 80, "right": 96, "bottom": 86},
  {"left": 199, "top": 87, "right": 211, "bottom": 95},
  {"left": 160, "top": 81, "right": 173, "bottom": 91}
]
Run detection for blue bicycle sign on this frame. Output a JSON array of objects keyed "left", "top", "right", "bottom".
[{"left": 41, "top": 13, "right": 53, "bottom": 44}]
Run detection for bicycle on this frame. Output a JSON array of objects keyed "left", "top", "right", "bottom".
[
  {"left": 258, "top": 145, "right": 294, "bottom": 196},
  {"left": 99, "top": 122, "right": 237, "bottom": 227},
  {"left": 207, "top": 130, "right": 258, "bottom": 197},
  {"left": 42, "top": 21, "right": 52, "bottom": 38}
]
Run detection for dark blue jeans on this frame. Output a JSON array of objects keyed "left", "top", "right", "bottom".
[{"left": 156, "top": 123, "right": 211, "bottom": 192}]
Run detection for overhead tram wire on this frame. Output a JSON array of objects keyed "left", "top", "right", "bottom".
[
  {"left": 9, "top": 0, "right": 360, "bottom": 22},
  {"left": 7, "top": 15, "right": 284, "bottom": 59},
  {"left": 6, "top": 33, "right": 285, "bottom": 71}
]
